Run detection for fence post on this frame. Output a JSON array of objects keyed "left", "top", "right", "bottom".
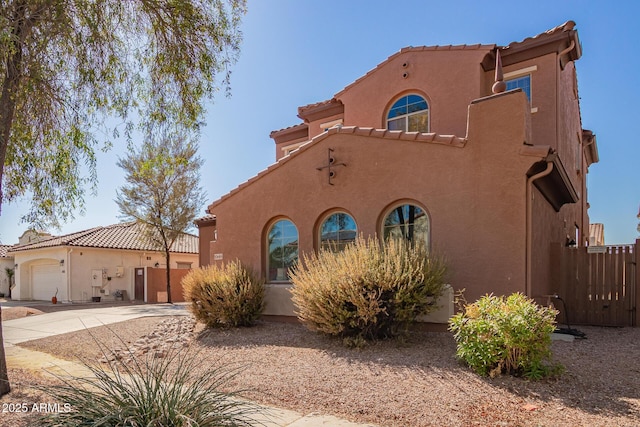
[{"left": 635, "top": 239, "right": 640, "bottom": 327}]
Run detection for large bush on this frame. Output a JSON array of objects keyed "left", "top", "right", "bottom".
[
  {"left": 448, "top": 292, "right": 560, "bottom": 379},
  {"left": 183, "top": 261, "right": 265, "bottom": 327},
  {"left": 290, "top": 237, "right": 447, "bottom": 344}
]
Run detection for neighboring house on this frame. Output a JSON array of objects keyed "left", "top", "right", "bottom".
[
  {"left": 9, "top": 222, "right": 199, "bottom": 303},
  {"left": 589, "top": 223, "right": 605, "bottom": 247},
  {"left": 0, "top": 244, "right": 15, "bottom": 297},
  {"left": 195, "top": 21, "right": 599, "bottom": 322}
]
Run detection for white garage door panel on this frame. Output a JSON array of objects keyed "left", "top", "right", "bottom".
[{"left": 32, "top": 264, "right": 61, "bottom": 301}]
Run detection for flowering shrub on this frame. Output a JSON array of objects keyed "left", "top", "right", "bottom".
[
  {"left": 448, "top": 292, "right": 561, "bottom": 379},
  {"left": 182, "top": 260, "right": 265, "bottom": 327},
  {"left": 290, "top": 236, "right": 447, "bottom": 345}
]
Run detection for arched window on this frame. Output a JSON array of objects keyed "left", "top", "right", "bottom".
[
  {"left": 319, "top": 212, "right": 357, "bottom": 252},
  {"left": 382, "top": 204, "right": 429, "bottom": 247},
  {"left": 387, "top": 94, "right": 429, "bottom": 132},
  {"left": 267, "top": 219, "right": 299, "bottom": 281}
]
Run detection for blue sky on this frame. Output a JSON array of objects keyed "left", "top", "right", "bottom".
[{"left": 1, "top": 0, "right": 639, "bottom": 245}]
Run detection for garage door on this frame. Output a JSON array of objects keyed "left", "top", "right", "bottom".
[{"left": 32, "top": 264, "right": 61, "bottom": 301}]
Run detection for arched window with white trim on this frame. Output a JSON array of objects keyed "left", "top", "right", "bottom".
[
  {"left": 267, "top": 219, "right": 299, "bottom": 281},
  {"left": 386, "top": 94, "right": 429, "bottom": 132}
]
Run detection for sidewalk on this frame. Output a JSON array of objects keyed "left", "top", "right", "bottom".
[{"left": 2, "top": 303, "right": 378, "bottom": 427}]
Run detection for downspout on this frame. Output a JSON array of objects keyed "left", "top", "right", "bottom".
[
  {"left": 558, "top": 40, "right": 576, "bottom": 67},
  {"left": 526, "top": 161, "right": 554, "bottom": 297}
]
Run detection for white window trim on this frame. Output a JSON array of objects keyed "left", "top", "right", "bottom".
[
  {"left": 503, "top": 65, "right": 537, "bottom": 79},
  {"left": 504, "top": 66, "right": 538, "bottom": 114},
  {"left": 281, "top": 142, "right": 306, "bottom": 156},
  {"left": 319, "top": 118, "right": 343, "bottom": 131},
  {"left": 386, "top": 95, "right": 430, "bottom": 132}
]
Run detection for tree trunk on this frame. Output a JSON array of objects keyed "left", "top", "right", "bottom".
[
  {"left": 0, "top": 308, "right": 10, "bottom": 396},
  {"left": 165, "top": 249, "right": 172, "bottom": 304},
  {"left": 0, "top": 1, "right": 32, "bottom": 398}
]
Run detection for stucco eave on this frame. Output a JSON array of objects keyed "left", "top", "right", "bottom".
[
  {"left": 482, "top": 21, "right": 581, "bottom": 71},
  {"left": 527, "top": 153, "right": 579, "bottom": 212}
]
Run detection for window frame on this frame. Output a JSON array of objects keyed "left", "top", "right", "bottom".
[
  {"left": 504, "top": 65, "right": 538, "bottom": 113},
  {"left": 380, "top": 201, "right": 431, "bottom": 248},
  {"left": 317, "top": 211, "right": 358, "bottom": 253},
  {"left": 265, "top": 218, "right": 299, "bottom": 283},
  {"left": 385, "top": 93, "right": 430, "bottom": 133}
]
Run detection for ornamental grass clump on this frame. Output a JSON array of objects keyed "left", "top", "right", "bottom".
[
  {"left": 290, "top": 236, "right": 447, "bottom": 345},
  {"left": 183, "top": 260, "right": 265, "bottom": 327},
  {"left": 448, "top": 292, "right": 561, "bottom": 379},
  {"left": 36, "top": 346, "right": 265, "bottom": 427}
]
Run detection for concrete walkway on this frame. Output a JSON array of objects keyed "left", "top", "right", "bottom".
[{"left": 1, "top": 303, "right": 378, "bottom": 427}]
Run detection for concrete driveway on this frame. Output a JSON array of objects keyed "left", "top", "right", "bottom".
[{"left": 1, "top": 302, "right": 189, "bottom": 346}]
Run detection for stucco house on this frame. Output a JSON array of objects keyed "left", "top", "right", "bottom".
[
  {"left": 195, "top": 21, "right": 599, "bottom": 323},
  {"left": 9, "top": 222, "right": 199, "bottom": 303}
]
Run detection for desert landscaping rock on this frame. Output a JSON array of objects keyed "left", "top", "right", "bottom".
[{"left": 97, "top": 316, "right": 196, "bottom": 363}]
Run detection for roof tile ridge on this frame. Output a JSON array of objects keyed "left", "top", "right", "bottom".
[
  {"left": 504, "top": 20, "right": 576, "bottom": 50},
  {"left": 333, "top": 126, "right": 466, "bottom": 146},
  {"left": 61, "top": 226, "right": 105, "bottom": 245}
]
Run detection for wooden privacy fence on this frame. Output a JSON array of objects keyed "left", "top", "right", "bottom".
[
  {"left": 146, "top": 267, "right": 192, "bottom": 303},
  {"left": 552, "top": 239, "right": 639, "bottom": 327}
]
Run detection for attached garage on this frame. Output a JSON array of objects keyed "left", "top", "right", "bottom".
[{"left": 31, "top": 263, "right": 62, "bottom": 301}]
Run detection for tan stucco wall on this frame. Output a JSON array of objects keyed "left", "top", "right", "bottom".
[
  {"left": 12, "top": 247, "right": 198, "bottom": 302},
  {"left": 202, "top": 91, "right": 538, "bottom": 318}
]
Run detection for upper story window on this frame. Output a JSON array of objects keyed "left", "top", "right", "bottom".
[
  {"left": 319, "top": 212, "right": 357, "bottom": 252},
  {"left": 267, "top": 219, "right": 299, "bottom": 282},
  {"left": 506, "top": 75, "right": 531, "bottom": 100},
  {"left": 504, "top": 65, "right": 538, "bottom": 109},
  {"left": 386, "top": 94, "right": 429, "bottom": 132}
]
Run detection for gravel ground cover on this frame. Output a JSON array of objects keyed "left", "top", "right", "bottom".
[{"left": 4, "top": 314, "right": 640, "bottom": 426}]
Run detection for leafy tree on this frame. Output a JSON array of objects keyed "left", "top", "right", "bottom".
[
  {"left": 116, "top": 127, "right": 205, "bottom": 304},
  {"left": 0, "top": 0, "right": 246, "bottom": 397},
  {"left": 0, "top": 0, "right": 245, "bottom": 227}
]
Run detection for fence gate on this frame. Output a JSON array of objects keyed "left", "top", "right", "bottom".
[{"left": 552, "top": 240, "right": 638, "bottom": 327}]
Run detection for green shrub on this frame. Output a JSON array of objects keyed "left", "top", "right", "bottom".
[
  {"left": 448, "top": 292, "right": 561, "bottom": 379},
  {"left": 37, "top": 346, "right": 265, "bottom": 426},
  {"left": 183, "top": 260, "right": 265, "bottom": 327},
  {"left": 290, "top": 236, "right": 447, "bottom": 345}
]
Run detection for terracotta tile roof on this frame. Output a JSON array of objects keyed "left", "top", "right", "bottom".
[
  {"left": 0, "top": 245, "right": 14, "bottom": 258},
  {"left": 269, "top": 122, "right": 308, "bottom": 139},
  {"left": 207, "top": 126, "right": 466, "bottom": 211},
  {"left": 504, "top": 21, "right": 576, "bottom": 51},
  {"left": 9, "top": 222, "right": 198, "bottom": 254},
  {"left": 298, "top": 99, "right": 335, "bottom": 115},
  {"left": 194, "top": 214, "right": 216, "bottom": 225}
]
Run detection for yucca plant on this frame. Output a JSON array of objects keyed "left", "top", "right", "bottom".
[
  {"left": 183, "top": 260, "right": 265, "bottom": 327},
  {"left": 290, "top": 236, "right": 447, "bottom": 345},
  {"left": 36, "top": 344, "right": 267, "bottom": 426}
]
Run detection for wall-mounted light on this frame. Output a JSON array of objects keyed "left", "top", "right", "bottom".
[
  {"left": 154, "top": 262, "right": 159, "bottom": 268},
  {"left": 59, "top": 259, "right": 65, "bottom": 266}
]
